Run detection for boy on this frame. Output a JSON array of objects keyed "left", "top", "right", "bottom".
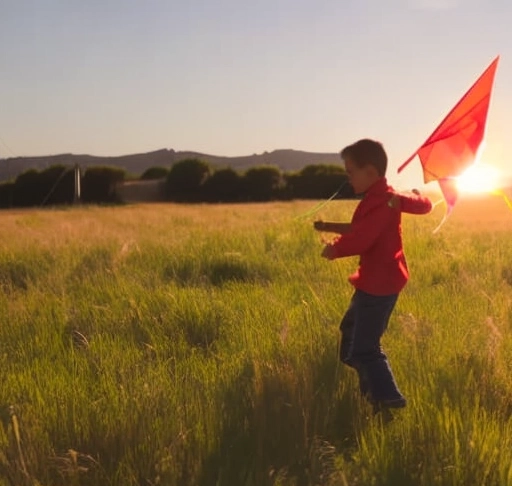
[{"left": 314, "top": 139, "right": 432, "bottom": 412}]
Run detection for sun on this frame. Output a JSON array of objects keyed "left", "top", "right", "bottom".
[{"left": 455, "top": 163, "right": 502, "bottom": 194}]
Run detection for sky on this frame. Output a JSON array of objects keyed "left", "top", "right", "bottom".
[{"left": 0, "top": 0, "right": 511, "bottom": 188}]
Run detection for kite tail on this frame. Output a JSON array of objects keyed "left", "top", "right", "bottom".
[
  {"left": 432, "top": 178, "right": 458, "bottom": 233},
  {"left": 432, "top": 208, "right": 453, "bottom": 234},
  {"left": 430, "top": 197, "right": 447, "bottom": 232}
]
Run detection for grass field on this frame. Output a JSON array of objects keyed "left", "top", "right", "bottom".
[{"left": 1, "top": 196, "right": 512, "bottom": 486}]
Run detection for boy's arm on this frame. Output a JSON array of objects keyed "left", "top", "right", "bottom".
[
  {"left": 323, "top": 204, "right": 392, "bottom": 259},
  {"left": 389, "top": 190, "right": 432, "bottom": 214},
  {"left": 313, "top": 221, "right": 351, "bottom": 234}
]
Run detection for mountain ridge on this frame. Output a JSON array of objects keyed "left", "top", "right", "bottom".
[{"left": 0, "top": 148, "right": 342, "bottom": 182}]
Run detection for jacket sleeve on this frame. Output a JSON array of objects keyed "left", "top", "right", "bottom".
[
  {"left": 399, "top": 194, "right": 432, "bottom": 214},
  {"left": 330, "top": 204, "right": 393, "bottom": 258}
]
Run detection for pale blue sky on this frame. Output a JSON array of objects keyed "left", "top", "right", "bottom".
[{"left": 0, "top": 0, "right": 510, "bottom": 187}]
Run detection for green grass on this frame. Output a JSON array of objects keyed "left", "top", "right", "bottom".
[{"left": 0, "top": 198, "right": 512, "bottom": 485}]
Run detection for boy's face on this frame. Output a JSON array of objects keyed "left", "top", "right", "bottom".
[{"left": 343, "top": 158, "right": 379, "bottom": 194}]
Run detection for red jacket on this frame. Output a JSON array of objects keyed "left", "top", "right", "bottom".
[{"left": 331, "top": 177, "right": 432, "bottom": 295}]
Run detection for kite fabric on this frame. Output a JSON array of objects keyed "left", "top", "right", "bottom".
[{"left": 398, "top": 56, "right": 500, "bottom": 230}]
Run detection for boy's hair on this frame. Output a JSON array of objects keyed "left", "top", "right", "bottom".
[{"left": 340, "top": 139, "right": 387, "bottom": 176}]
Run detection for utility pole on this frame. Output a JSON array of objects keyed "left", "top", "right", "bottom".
[{"left": 74, "top": 164, "right": 81, "bottom": 204}]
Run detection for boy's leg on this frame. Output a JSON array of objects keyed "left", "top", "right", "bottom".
[
  {"left": 339, "top": 294, "right": 370, "bottom": 398},
  {"left": 344, "top": 290, "right": 405, "bottom": 406},
  {"left": 339, "top": 293, "right": 356, "bottom": 364}
]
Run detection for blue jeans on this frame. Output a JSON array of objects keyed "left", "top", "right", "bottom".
[{"left": 339, "top": 289, "right": 404, "bottom": 403}]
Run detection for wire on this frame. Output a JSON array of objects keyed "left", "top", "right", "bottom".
[
  {"left": 40, "top": 166, "right": 74, "bottom": 206},
  {"left": 0, "top": 134, "right": 17, "bottom": 158}
]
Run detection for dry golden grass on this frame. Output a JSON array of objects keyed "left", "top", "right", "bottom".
[
  {"left": 1, "top": 193, "right": 509, "bottom": 244},
  {"left": 0, "top": 201, "right": 325, "bottom": 251}
]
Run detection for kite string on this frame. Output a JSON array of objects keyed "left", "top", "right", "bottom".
[
  {"left": 493, "top": 189, "right": 512, "bottom": 210},
  {"left": 294, "top": 182, "right": 349, "bottom": 221},
  {"left": 432, "top": 188, "right": 512, "bottom": 234},
  {"left": 432, "top": 197, "right": 444, "bottom": 209}
]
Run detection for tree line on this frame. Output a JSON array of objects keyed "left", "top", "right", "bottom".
[
  {"left": 0, "top": 165, "right": 125, "bottom": 208},
  {"left": 0, "top": 158, "right": 355, "bottom": 208}
]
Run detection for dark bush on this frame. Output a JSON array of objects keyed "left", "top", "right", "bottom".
[
  {"left": 0, "top": 182, "right": 14, "bottom": 208},
  {"left": 241, "top": 165, "right": 285, "bottom": 202},
  {"left": 140, "top": 167, "right": 169, "bottom": 180},
  {"left": 81, "top": 166, "right": 126, "bottom": 203},
  {"left": 12, "top": 169, "right": 43, "bottom": 207},
  {"left": 166, "top": 158, "right": 211, "bottom": 202},
  {"left": 39, "top": 165, "right": 75, "bottom": 205},
  {"left": 203, "top": 168, "right": 243, "bottom": 202},
  {"left": 286, "top": 164, "right": 353, "bottom": 199},
  {"left": 10, "top": 165, "right": 78, "bottom": 207}
]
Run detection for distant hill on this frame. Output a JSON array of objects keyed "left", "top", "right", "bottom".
[{"left": 0, "top": 149, "right": 342, "bottom": 182}]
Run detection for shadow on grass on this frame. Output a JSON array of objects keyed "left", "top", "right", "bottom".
[
  {"left": 163, "top": 256, "right": 272, "bottom": 287},
  {"left": 0, "top": 252, "right": 54, "bottom": 292},
  {"left": 197, "top": 351, "right": 361, "bottom": 486}
]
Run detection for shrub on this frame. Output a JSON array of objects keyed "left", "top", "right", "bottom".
[
  {"left": 140, "top": 167, "right": 169, "bottom": 180},
  {"left": 203, "top": 168, "right": 243, "bottom": 202},
  {"left": 82, "top": 166, "right": 126, "bottom": 203},
  {"left": 166, "top": 159, "right": 211, "bottom": 202},
  {"left": 286, "top": 164, "right": 351, "bottom": 199},
  {"left": 242, "top": 165, "right": 285, "bottom": 202}
]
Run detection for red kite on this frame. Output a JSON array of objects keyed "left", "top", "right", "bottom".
[{"left": 398, "top": 56, "right": 499, "bottom": 230}]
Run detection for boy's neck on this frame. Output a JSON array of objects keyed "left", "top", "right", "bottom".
[{"left": 367, "top": 175, "right": 385, "bottom": 189}]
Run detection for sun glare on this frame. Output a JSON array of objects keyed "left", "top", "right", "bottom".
[{"left": 455, "top": 164, "right": 502, "bottom": 194}]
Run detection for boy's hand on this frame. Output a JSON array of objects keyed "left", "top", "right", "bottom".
[
  {"left": 314, "top": 221, "right": 352, "bottom": 234},
  {"left": 388, "top": 189, "right": 421, "bottom": 210},
  {"left": 388, "top": 194, "right": 401, "bottom": 210},
  {"left": 313, "top": 220, "right": 325, "bottom": 231},
  {"left": 321, "top": 244, "right": 337, "bottom": 260}
]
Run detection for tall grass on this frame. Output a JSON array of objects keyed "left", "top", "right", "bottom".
[{"left": 0, "top": 198, "right": 511, "bottom": 485}]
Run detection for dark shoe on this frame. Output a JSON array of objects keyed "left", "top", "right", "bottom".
[
  {"left": 372, "top": 397, "right": 407, "bottom": 415},
  {"left": 380, "top": 397, "right": 407, "bottom": 409}
]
